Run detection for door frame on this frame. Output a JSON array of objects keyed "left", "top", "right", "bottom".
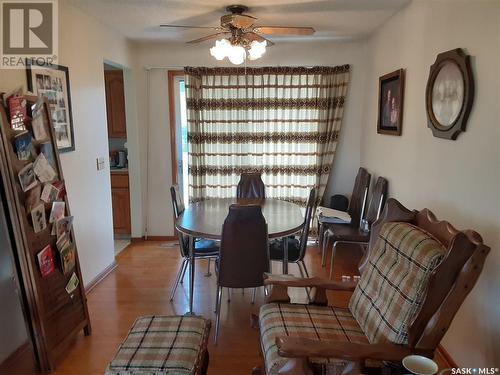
[{"left": 167, "top": 70, "right": 185, "bottom": 185}]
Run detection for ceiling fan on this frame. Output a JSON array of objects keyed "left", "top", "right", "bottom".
[{"left": 160, "top": 4, "right": 315, "bottom": 64}]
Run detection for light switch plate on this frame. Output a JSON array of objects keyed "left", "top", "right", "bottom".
[{"left": 96, "top": 157, "right": 105, "bottom": 171}]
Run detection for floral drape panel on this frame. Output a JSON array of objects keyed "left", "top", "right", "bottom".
[{"left": 184, "top": 65, "right": 350, "bottom": 205}]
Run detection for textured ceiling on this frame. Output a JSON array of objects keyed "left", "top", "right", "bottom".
[{"left": 67, "top": 0, "right": 411, "bottom": 42}]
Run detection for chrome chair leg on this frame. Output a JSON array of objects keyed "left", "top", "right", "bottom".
[
  {"left": 322, "top": 229, "right": 333, "bottom": 267},
  {"left": 297, "top": 261, "right": 311, "bottom": 302},
  {"left": 169, "top": 258, "right": 187, "bottom": 301},
  {"left": 205, "top": 258, "right": 212, "bottom": 277},
  {"left": 251, "top": 288, "right": 257, "bottom": 304},
  {"left": 329, "top": 241, "right": 340, "bottom": 279},
  {"left": 179, "top": 258, "right": 188, "bottom": 284},
  {"left": 300, "top": 260, "right": 310, "bottom": 278},
  {"left": 214, "top": 285, "right": 223, "bottom": 344}
]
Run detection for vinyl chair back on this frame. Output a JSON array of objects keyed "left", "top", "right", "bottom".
[
  {"left": 218, "top": 204, "right": 269, "bottom": 288},
  {"left": 236, "top": 173, "right": 266, "bottom": 199},
  {"left": 296, "top": 188, "right": 317, "bottom": 262},
  {"left": 170, "top": 185, "right": 188, "bottom": 256},
  {"left": 364, "top": 177, "right": 388, "bottom": 226},
  {"left": 347, "top": 167, "right": 371, "bottom": 228}
]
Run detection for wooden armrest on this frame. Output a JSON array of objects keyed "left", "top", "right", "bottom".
[
  {"left": 264, "top": 273, "right": 357, "bottom": 292},
  {"left": 276, "top": 337, "right": 433, "bottom": 362}
]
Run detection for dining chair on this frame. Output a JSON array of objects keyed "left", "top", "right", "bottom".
[
  {"left": 269, "top": 188, "right": 316, "bottom": 282},
  {"left": 169, "top": 185, "right": 219, "bottom": 301},
  {"left": 319, "top": 167, "right": 371, "bottom": 266},
  {"left": 236, "top": 172, "right": 266, "bottom": 199},
  {"left": 323, "top": 177, "right": 388, "bottom": 278},
  {"left": 214, "top": 204, "right": 269, "bottom": 343}
]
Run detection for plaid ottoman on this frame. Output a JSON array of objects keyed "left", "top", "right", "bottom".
[{"left": 106, "top": 315, "right": 211, "bottom": 375}]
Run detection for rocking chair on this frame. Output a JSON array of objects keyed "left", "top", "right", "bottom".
[{"left": 255, "top": 198, "right": 490, "bottom": 375}]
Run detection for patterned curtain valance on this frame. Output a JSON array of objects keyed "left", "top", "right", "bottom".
[{"left": 184, "top": 65, "right": 351, "bottom": 206}]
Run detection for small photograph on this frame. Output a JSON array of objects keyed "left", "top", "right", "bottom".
[
  {"left": 41, "top": 182, "right": 59, "bottom": 203},
  {"left": 49, "top": 201, "right": 65, "bottom": 223},
  {"left": 25, "top": 185, "right": 41, "bottom": 212},
  {"left": 31, "top": 202, "right": 47, "bottom": 233},
  {"left": 18, "top": 163, "right": 38, "bottom": 192},
  {"left": 33, "top": 153, "right": 57, "bottom": 183},
  {"left": 52, "top": 180, "right": 66, "bottom": 200},
  {"left": 65, "top": 272, "right": 79, "bottom": 294},
  {"left": 14, "top": 131, "right": 35, "bottom": 161},
  {"left": 37, "top": 245, "right": 55, "bottom": 278},
  {"left": 40, "top": 142, "right": 57, "bottom": 170},
  {"left": 55, "top": 125, "right": 70, "bottom": 144},
  {"left": 55, "top": 109, "right": 67, "bottom": 123},
  {"left": 31, "top": 99, "right": 48, "bottom": 141},
  {"left": 51, "top": 77, "right": 58, "bottom": 91},
  {"left": 43, "top": 75, "right": 51, "bottom": 90},
  {"left": 60, "top": 243, "right": 76, "bottom": 275},
  {"left": 36, "top": 74, "right": 45, "bottom": 90},
  {"left": 56, "top": 215, "right": 73, "bottom": 240},
  {"left": 8, "top": 95, "right": 27, "bottom": 131}
]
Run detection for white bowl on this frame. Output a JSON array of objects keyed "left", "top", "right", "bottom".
[{"left": 402, "top": 355, "right": 439, "bottom": 375}]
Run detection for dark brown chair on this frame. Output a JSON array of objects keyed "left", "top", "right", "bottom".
[
  {"left": 215, "top": 204, "right": 269, "bottom": 343},
  {"left": 256, "top": 198, "right": 490, "bottom": 375},
  {"left": 269, "top": 188, "right": 316, "bottom": 280},
  {"left": 237, "top": 172, "right": 266, "bottom": 199},
  {"left": 169, "top": 185, "right": 219, "bottom": 301},
  {"left": 324, "top": 176, "right": 388, "bottom": 278},
  {"left": 319, "top": 167, "right": 371, "bottom": 266}
]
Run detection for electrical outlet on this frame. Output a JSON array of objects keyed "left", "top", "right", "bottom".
[{"left": 96, "top": 157, "right": 105, "bottom": 171}]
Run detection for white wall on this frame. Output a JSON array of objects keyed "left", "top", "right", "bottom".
[
  {"left": 130, "top": 40, "right": 368, "bottom": 236},
  {"left": 0, "top": 0, "right": 136, "bottom": 285},
  {"left": 360, "top": 0, "right": 500, "bottom": 366}
]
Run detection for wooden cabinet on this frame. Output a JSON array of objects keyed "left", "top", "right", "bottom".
[
  {"left": 111, "top": 173, "right": 131, "bottom": 235},
  {"left": 104, "top": 70, "right": 127, "bottom": 138}
]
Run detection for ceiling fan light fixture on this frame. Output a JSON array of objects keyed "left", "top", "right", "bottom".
[
  {"left": 227, "top": 44, "right": 246, "bottom": 65},
  {"left": 210, "top": 38, "right": 231, "bottom": 60},
  {"left": 248, "top": 40, "right": 267, "bottom": 60}
]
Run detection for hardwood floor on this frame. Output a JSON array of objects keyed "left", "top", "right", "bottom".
[{"left": 13, "top": 240, "right": 449, "bottom": 374}]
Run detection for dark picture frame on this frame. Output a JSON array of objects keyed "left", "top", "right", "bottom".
[
  {"left": 26, "top": 62, "right": 75, "bottom": 152},
  {"left": 377, "top": 69, "right": 405, "bottom": 136},
  {"left": 425, "top": 48, "right": 474, "bottom": 140}
]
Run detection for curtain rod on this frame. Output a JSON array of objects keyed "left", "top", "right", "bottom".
[{"left": 144, "top": 65, "right": 322, "bottom": 70}]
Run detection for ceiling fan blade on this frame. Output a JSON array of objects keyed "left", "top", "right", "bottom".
[
  {"left": 160, "top": 24, "right": 220, "bottom": 30},
  {"left": 244, "top": 32, "right": 275, "bottom": 46},
  {"left": 186, "top": 32, "right": 229, "bottom": 44},
  {"left": 221, "top": 14, "right": 256, "bottom": 29},
  {"left": 253, "top": 26, "right": 315, "bottom": 35}
]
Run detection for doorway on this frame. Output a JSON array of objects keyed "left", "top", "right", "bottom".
[
  {"left": 168, "top": 71, "right": 189, "bottom": 205},
  {"left": 104, "top": 62, "right": 131, "bottom": 254}
]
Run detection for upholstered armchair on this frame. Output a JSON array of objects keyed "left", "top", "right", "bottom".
[{"left": 255, "top": 198, "right": 490, "bottom": 375}]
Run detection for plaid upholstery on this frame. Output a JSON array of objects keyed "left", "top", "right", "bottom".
[
  {"left": 106, "top": 315, "right": 211, "bottom": 375},
  {"left": 259, "top": 303, "right": 368, "bottom": 375},
  {"left": 349, "top": 222, "right": 446, "bottom": 345}
]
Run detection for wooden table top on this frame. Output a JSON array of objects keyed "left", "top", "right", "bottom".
[{"left": 175, "top": 198, "right": 304, "bottom": 240}]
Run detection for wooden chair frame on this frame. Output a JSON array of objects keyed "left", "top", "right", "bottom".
[{"left": 255, "top": 198, "right": 490, "bottom": 375}]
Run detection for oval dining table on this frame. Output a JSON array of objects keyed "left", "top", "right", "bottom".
[{"left": 175, "top": 198, "right": 304, "bottom": 313}]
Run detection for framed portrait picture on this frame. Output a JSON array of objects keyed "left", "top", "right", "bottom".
[
  {"left": 26, "top": 62, "right": 75, "bottom": 152},
  {"left": 425, "top": 48, "right": 474, "bottom": 140},
  {"left": 377, "top": 69, "right": 405, "bottom": 136}
]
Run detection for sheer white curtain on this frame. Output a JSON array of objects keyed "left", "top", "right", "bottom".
[{"left": 185, "top": 66, "right": 350, "bottom": 205}]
